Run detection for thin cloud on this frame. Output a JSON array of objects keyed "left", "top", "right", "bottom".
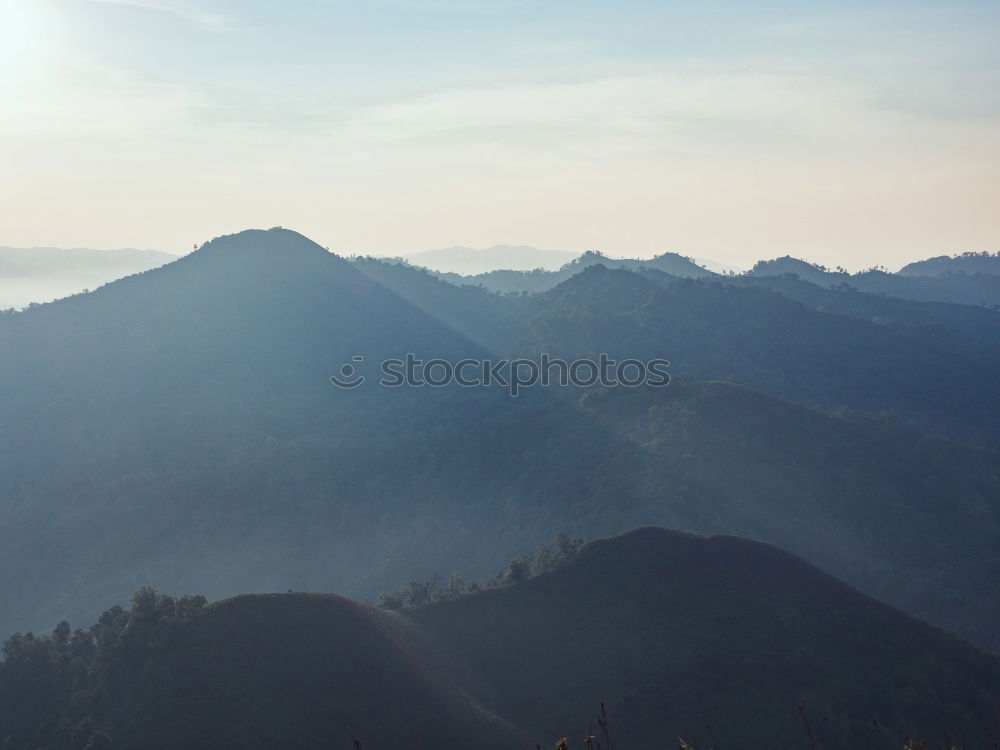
[
  {"left": 363, "top": 0, "right": 521, "bottom": 13},
  {"left": 88, "top": 0, "right": 229, "bottom": 30}
]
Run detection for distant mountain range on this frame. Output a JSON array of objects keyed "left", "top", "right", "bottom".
[
  {"left": 398, "top": 248, "right": 1000, "bottom": 306},
  {"left": 899, "top": 251, "right": 1000, "bottom": 277},
  {"left": 422, "top": 249, "right": 714, "bottom": 293},
  {"left": 751, "top": 255, "right": 1000, "bottom": 308},
  {"left": 399, "top": 244, "right": 738, "bottom": 278},
  {"left": 0, "top": 246, "right": 178, "bottom": 309},
  {"left": 2, "top": 528, "right": 998, "bottom": 750},
  {"left": 401, "top": 244, "right": 580, "bottom": 274},
  {"left": 6, "top": 241, "right": 997, "bottom": 310},
  {"left": 2, "top": 228, "right": 1000, "bottom": 655},
  {"left": 691, "top": 255, "right": 743, "bottom": 274}
]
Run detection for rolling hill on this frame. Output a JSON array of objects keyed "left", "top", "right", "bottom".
[
  {"left": 415, "top": 527, "right": 1000, "bottom": 749},
  {"left": 2, "top": 528, "right": 998, "bottom": 750}
]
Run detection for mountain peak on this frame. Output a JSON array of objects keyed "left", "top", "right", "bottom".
[
  {"left": 750, "top": 255, "right": 839, "bottom": 283},
  {"left": 193, "top": 227, "right": 334, "bottom": 260}
]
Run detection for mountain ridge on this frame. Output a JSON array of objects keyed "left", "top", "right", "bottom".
[
  {"left": 402, "top": 244, "right": 579, "bottom": 274},
  {"left": 751, "top": 254, "right": 1000, "bottom": 308},
  {"left": 900, "top": 252, "right": 1000, "bottom": 277},
  {"left": 2, "top": 228, "right": 1000, "bottom": 652}
]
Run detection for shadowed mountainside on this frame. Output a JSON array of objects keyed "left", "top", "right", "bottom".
[
  {"left": 2, "top": 528, "right": 998, "bottom": 750},
  {"left": 415, "top": 527, "right": 1000, "bottom": 749},
  {"left": 516, "top": 264, "right": 1000, "bottom": 444}
]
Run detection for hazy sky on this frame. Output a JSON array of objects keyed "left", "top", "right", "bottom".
[{"left": 1, "top": 0, "right": 998, "bottom": 270}]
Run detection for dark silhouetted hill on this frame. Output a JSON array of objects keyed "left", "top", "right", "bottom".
[
  {"left": 415, "top": 527, "right": 1000, "bottom": 748},
  {"left": 3, "top": 528, "right": 998, "bottom": 749},
  {"left": 0, "top": 589, "right": 527, "bottom": 750}
]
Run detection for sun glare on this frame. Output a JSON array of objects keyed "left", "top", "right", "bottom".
[{"left": 0, "top": 0, "right": 47, "bottom": 90}]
